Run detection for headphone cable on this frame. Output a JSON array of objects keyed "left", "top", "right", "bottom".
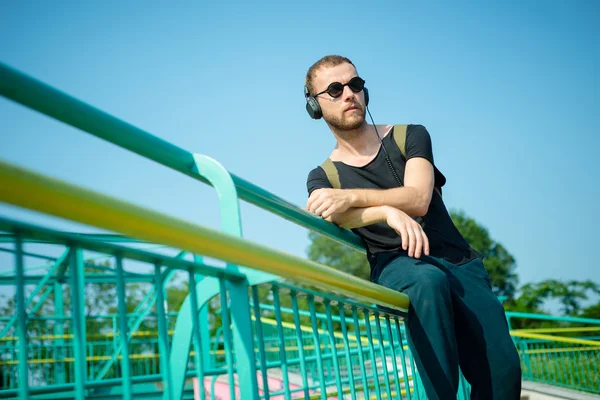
[{"left": 366, "top": 105, "right": 404, "bottom": 188}]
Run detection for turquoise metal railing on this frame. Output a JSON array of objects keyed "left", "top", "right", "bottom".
[
  {"left": 0, "top": 61, "right": 369, "bottom": 398},
  {"left": 3, "top": 62, "right": 556, "bottom": 399},
  {"left": 508, "top": 312, "right": 600, "bottom": 394},
  {"left": 0, "top": 61, "right": 418, "bottom": 400},
  {"left": 0, "top": 218, "right": 422, "bottom": 399},
  {"left": 0, "top": 154, "right": 420, "bottom": 400},
  {"left": 0, "top": 62, "right": 362, "bottom": 252}
]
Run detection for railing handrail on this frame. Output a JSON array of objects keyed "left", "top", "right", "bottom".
[
  {"left": 506, "top": 311, "right": 600, "bottom": 326},
  {"left": 0, "top": 160, "right": 409, "bottom": 312},
  {"left": 0, "top": 217, "right": 247, "bottom": 282},
  {"left": 0, "top": 62, "right": 364, "bottom": 252},
  {"left": 510, "top": 330, "right": 600, "bottom": 347}
]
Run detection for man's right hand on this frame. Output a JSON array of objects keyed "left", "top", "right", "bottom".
[{"left": 384, "top": 206, "right": 430, "bottom": 259}]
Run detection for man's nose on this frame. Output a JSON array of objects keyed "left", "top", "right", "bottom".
[{"left": 342, "top": 85, "right": 356, "bottom": 101}]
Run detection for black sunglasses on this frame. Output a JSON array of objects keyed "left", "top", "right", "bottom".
[{"left": 313, "top": 76, "right": 365, "bottom": 99}]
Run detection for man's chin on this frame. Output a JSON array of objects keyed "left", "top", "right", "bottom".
[{"left": 324, "top": 114, "right": 365, "bottom": 131}]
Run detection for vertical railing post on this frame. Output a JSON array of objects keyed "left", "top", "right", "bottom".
[
  {"left": 115, "top": 254, "right": 133, "bottom": 400},
  {"left": 309, "top": 296, "right": 327, "bottom": 399},
  {"left": 324, "top": 300, "right": 343, "bottom": 397},
  {"left": 251, "top": 286, "right": 271, "bottom": 400},
  {"left": 188, "top": 271, "right": 206, "bottom": 398},
  {"left": 352, "top": 306, "right": 370, "bottom": 399},
  {"left": 291, "top": 290, "right": 310, "bottom": 399},
  {"left": 227, "top": 280, "right": 259, "bottom": 398},
  {"left": 272, "top": 284, "right": 291, "bottom": 398},
  {"left": 339, "top": 305, "right": 357, "bottom": 400},
  {"left": 54, "top": 281, "right": 65, "bottom": 384},
  {"left": 374, "top": 312, "right": 393, "bottom": 399},
  {"left": 383, "top": 316, "right": 402, "bottom": 400},
  {"left": 219, "top": 280, "right": 236, "bottom": 400},
  {"left": 70, "top": 247, "right": 87, "bottom": 400},
  {"left": 155, "top": 263, "right": 174, "bottom": 400},
  {"left": 193, "top": 254, "right": 212, "bottom": 371},
  {"left": 15, "top": 233, "right": 29, "bottom": 399}
]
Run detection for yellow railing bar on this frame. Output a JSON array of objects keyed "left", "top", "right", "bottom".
[
  {"left": 0, "top": 318, "right": 407, "bottom": 350},
  {"left": 511, "top": 327, "right": 600, "bottom": 334},
  {"left": 255, "top": 315, "right": 400, "bottom": 347},
  {"left": 0, "top": 340, "right": 408, "bottom": 366},
  {"left": 0, "top": 329, "right": 177, "bottom": 342},
  {"left": 510, "top": 331, "right": 600, "bottom": 346},
  {"left": 0, "top": 160, "right": 409, "bottom": 312},
  {"left": 519, "top": 346, "right": 600, "bottom": 355}
]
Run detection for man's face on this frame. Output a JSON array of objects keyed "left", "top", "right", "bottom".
[{"left": 313, "top": 63, "right": 366, "bottom": 130}]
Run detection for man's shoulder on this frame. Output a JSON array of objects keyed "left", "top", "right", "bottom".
[
  {"left": 306, "top": 164, "right": 332, "bottom": 195},
  {"left": 387, "top": 124, "right": 430, "bottom": 142},
  {"left": 405, "top": 124, "right": 432, "bottom": 147},
  {"left": 406, "top": 124, "right": 429, "bottom": 136},
  {"left": 307, "top": 165, "right": 326, "bottom": 181}
]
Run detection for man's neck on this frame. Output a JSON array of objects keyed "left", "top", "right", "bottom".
[{"left": 330, "top": 122, "right": 379, "bottom": 157}]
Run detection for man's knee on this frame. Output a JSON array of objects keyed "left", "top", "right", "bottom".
[
  {"left": 411, "top": 268, "right": 449, "bottom": 296},
  {"left": 405, "top": 268, "right": 451, "bottom": 314},
  {"left": 376, "top": 261, "right": 450, "bottom": 309}
]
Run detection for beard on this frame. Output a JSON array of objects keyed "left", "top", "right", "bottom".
[{"left": 323, "top": 105, "right": 366, "bottom": 133}]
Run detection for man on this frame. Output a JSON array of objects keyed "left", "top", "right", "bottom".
[{"left": 304, "top": 55, "right": 522, "bottom": 400}]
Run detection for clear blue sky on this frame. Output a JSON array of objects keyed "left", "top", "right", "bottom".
[{"left": 1, "top": 1, "right": 599, "bottom": 294}]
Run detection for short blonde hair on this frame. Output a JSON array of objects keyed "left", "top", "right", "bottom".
[{"left": 305, "top": 55, "right": 355, "bottom": 96}]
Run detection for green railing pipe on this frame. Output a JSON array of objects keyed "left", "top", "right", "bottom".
[
  {"left": 0, "top": 246, "right": 56, "bottom": 261},
  {"left": 0, "top": 219, "right": 247, "bottom": 283},
  {"left": 14, "top": 234, "right": 28, "bottom": 399},
  {"left": 114, "top": 255, "right": 132, "bottom": 400},
  {"left": 70, "top": 247, "right": 87, "bottom": 400},
  {"left": 0, "top": 62, "right": 363, "bottom": 252},
  {"left": 0, "top": 233, "right": 146, "bottom": 244},
  {"left": 506, "top": 312, "right": 600, "bottom": 329},
  {"left": 0, "top": 158, "right": 412, "bottom": 393},
  {"left": 0, "top": 157, "right": 412, "bottom": 388},
  {"left": 168, "top": 153, "right": 262, "bottom": 400}
]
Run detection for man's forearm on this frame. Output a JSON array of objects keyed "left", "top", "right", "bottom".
[
  {"left": 349, "top": 187, "right": 429, "bottom": 217},
  {"left": 325, "top": 205, "right": 391, "bottom": 230}
]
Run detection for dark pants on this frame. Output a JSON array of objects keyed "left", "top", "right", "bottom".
[{"left": 375, "top": 254, "right": 522, "bottom": 400}]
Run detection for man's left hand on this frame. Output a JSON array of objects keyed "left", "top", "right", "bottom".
[{"left": 306, "top": 188, "right": 356, "bottom": 219}]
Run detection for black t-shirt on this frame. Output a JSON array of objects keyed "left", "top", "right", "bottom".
[{"left": 306, "top": 125, "right": 480, "bottom": 282}]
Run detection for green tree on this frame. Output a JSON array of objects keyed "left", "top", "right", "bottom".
[
  {"left": 506, "top": 279, "right": 600, "bottom": 316},
  {"left": 450, "top": 210, "right": 518, "bottom": 298},
  {"left": 581, "top": 301, "right": 600, "bottom": 319},
  {"left": 307, "top": 231, "right": 370, "bottom": 280}
]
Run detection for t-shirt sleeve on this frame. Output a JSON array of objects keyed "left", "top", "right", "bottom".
[
  {"left": 405, "top": 124, "right": 435, "bottom": 164},
  {"left": 306, "top": 166, "right": 333, "bottom": 197},
  {"left": 405, "top": 124, "right": 447, "bottom": 188}
]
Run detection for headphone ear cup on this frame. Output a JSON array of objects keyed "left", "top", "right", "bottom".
[
  {"left": 306, "top": 97, "right": 323, "bottom": 119},
  {"left": 364, "top": 87, "right": 369, "bottom": 106}
]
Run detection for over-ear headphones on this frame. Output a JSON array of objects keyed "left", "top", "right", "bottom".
[{"left": 304, "top": 86, "right": 369, "bottom": 120}]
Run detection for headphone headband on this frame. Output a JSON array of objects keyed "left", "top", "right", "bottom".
[{"left": 304, "top": 85, "right": 311, "bottom": 98}]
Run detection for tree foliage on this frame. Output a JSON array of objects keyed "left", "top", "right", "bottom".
[
  {"left": 506, "top": 279, "right": 600, "bottom": 315},
  {"left": 307, "top": 231, "right": 370, "bottom": 281},
  {"left": 450, "top": 210, "right": 518, "bottom": 298}
]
